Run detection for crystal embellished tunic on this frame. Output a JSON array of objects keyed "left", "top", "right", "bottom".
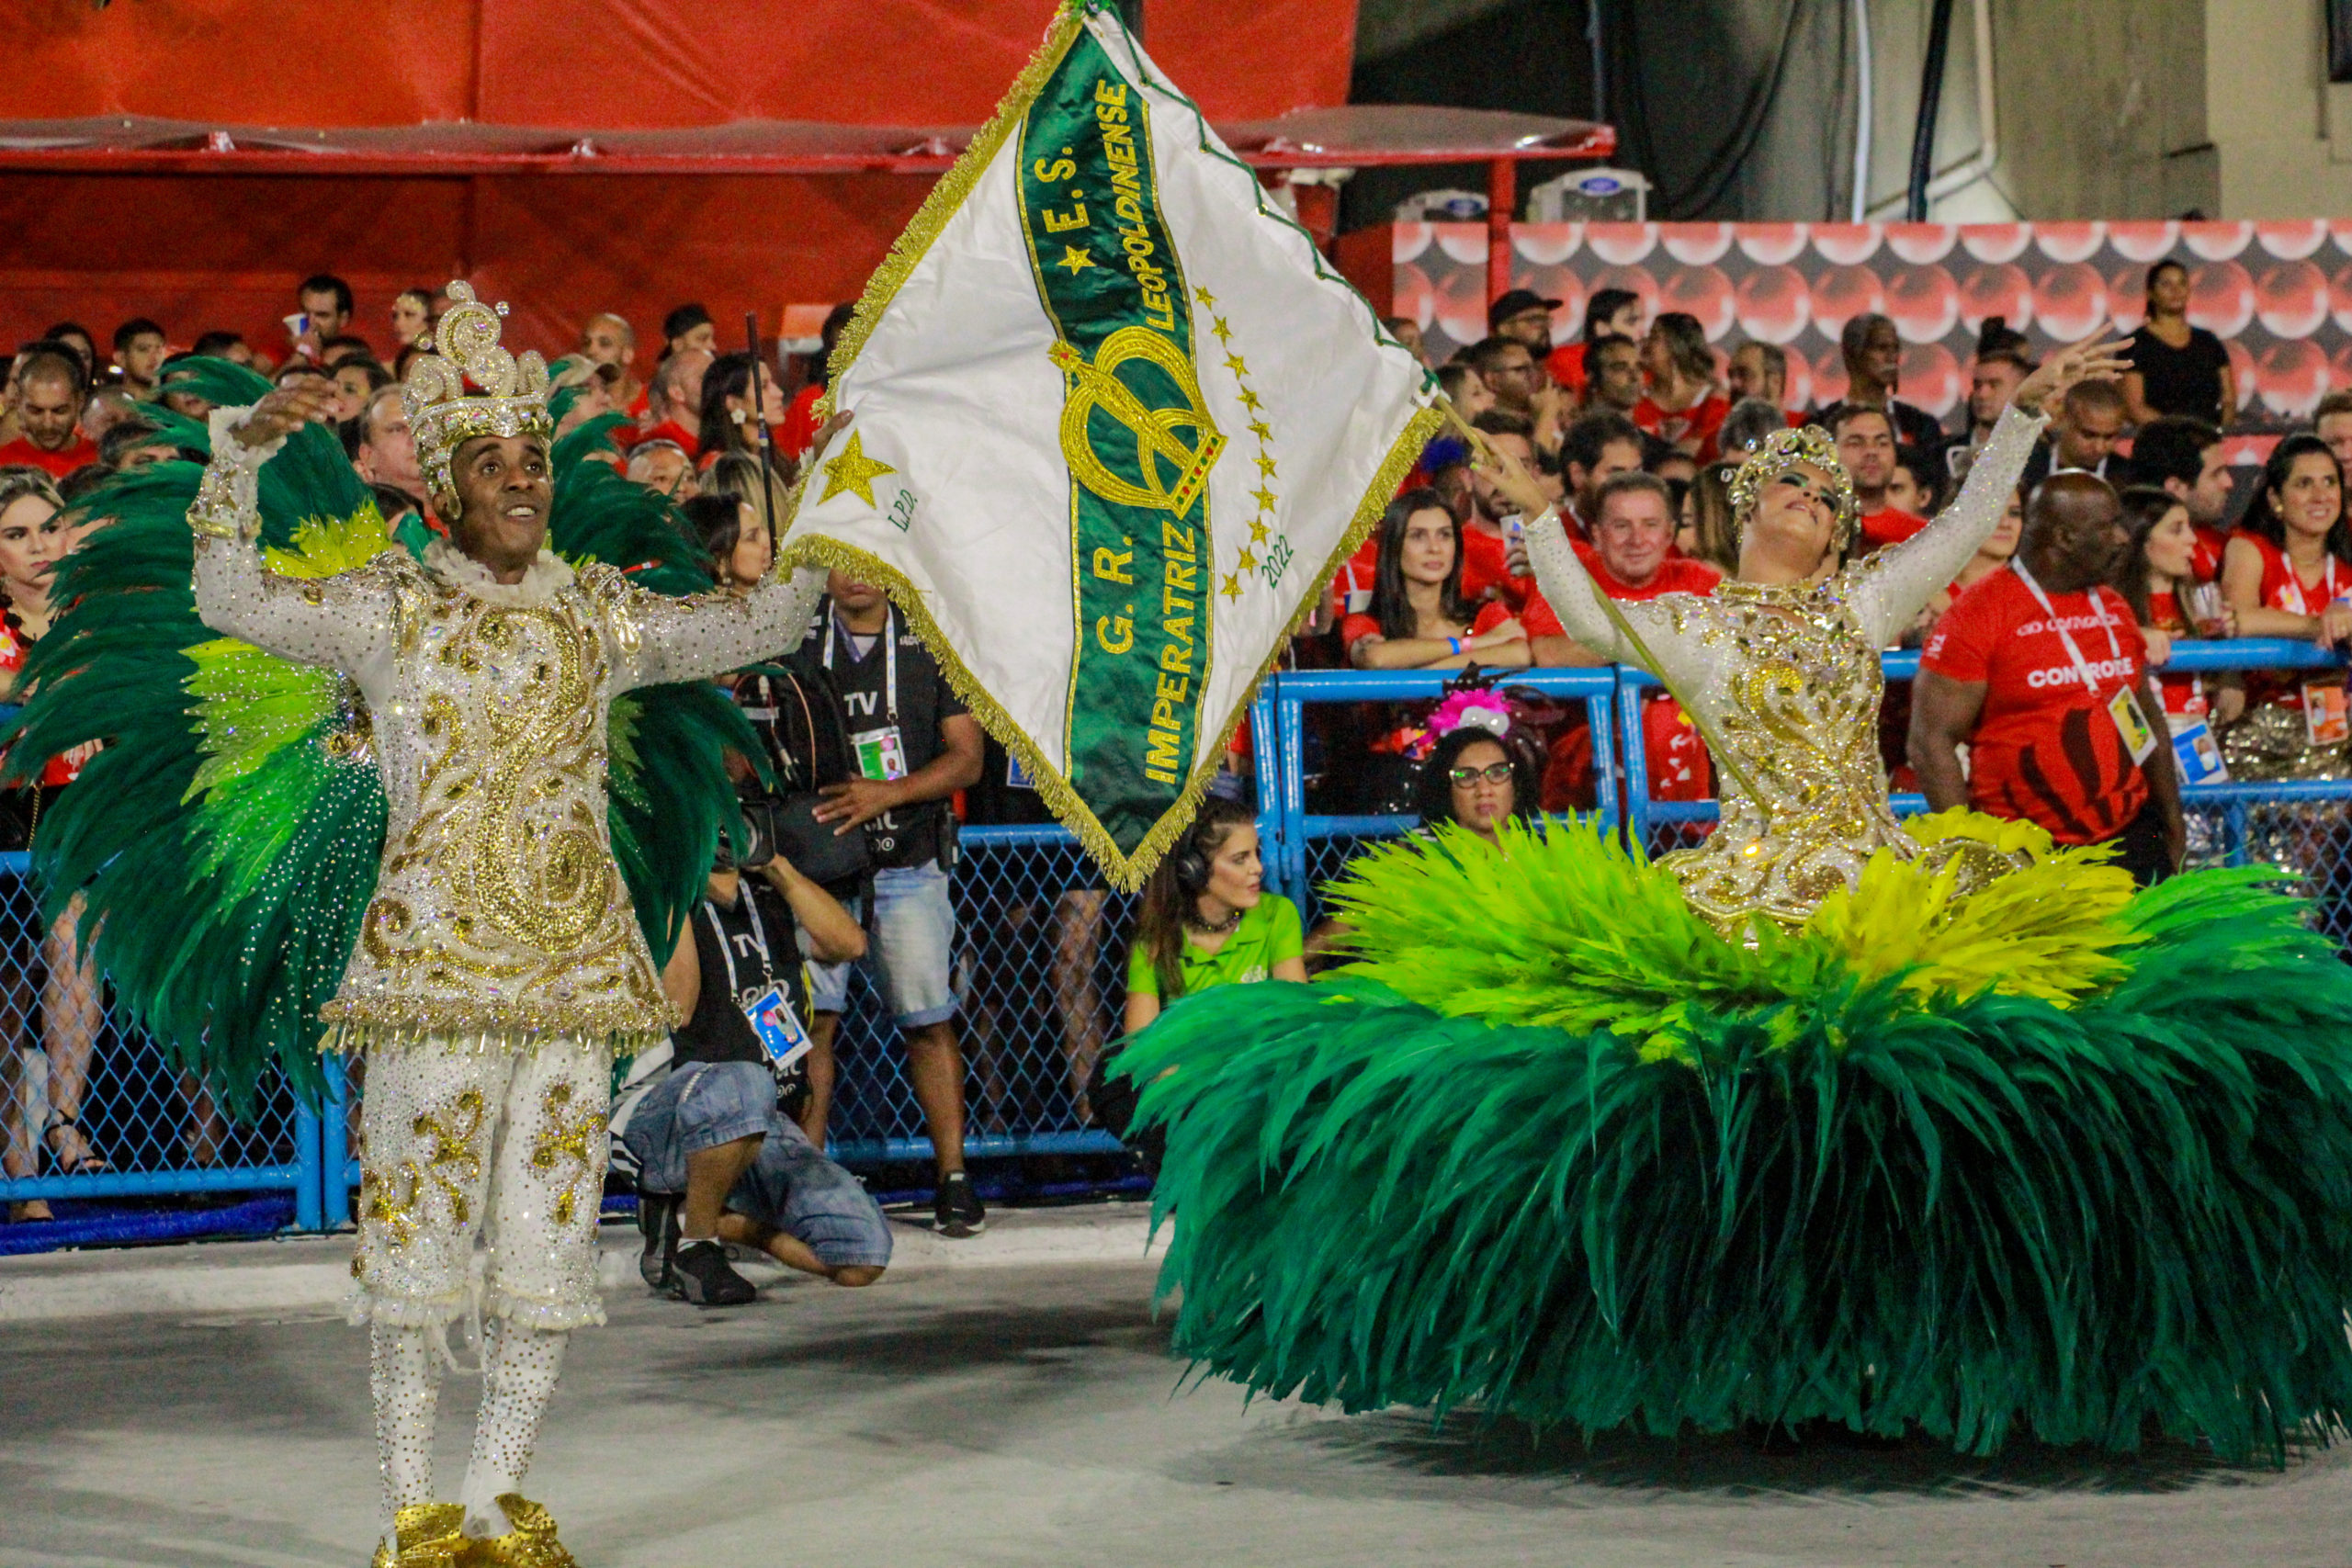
[
  {"left": 1525, "top": 404, "right": 2046, "bottom": 929},
  {"left": 188, "top": 416, "right": 825, "bottom": 1049}
]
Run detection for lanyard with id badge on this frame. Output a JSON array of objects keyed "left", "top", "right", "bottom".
[
  {"left": 2011, "top": 561, "right": 2160, "bottom": 770},
  {"left": 2273, "top": 557, "right": 2352, "bottom": 747},
  {"left": 824, "top": 607, "right": 910, "bottom": 786},
  {"left": 703, "top": 895, "right": 813, "bottom": 1075}
]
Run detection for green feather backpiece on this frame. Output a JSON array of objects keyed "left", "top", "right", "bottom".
[
  {"left": 1121, "top": 818, "right": 2352, "bottom": 1462},
  {"left": 1, "top": 362, "right": 757, "bottom": 1113}
]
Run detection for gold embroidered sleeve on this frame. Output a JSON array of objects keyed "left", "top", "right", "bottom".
[{"left": 595, "top": 564, "right": 828, "bottom": 691}]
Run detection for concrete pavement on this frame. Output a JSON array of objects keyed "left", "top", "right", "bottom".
[{"left": 3, "top": 1203, "right": 2348, "bottom": 1566}]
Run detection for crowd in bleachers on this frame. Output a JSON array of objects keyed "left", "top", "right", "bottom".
[{"left": 1, "top": 263, "right": 2345, "bottom": 1226}]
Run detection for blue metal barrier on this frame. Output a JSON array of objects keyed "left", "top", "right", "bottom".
[
  {"left": 1262, "top": 667, "right": 1622, "bottom": 924},
  {"left": 0, "top": 850, "right": 323, "bottom": 1230}
]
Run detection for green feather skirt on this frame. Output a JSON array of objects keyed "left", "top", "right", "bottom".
[{"left": 1119, "top": 815, "right": 2352, "bottom": 1462}]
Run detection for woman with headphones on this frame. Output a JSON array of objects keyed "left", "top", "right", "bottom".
[
  {"left": 1091, "top": 798, "right": 1304, "bottom": 1166},
  {"left": 1121, "top": 797, "right": 1306, "bottom": 1036}
]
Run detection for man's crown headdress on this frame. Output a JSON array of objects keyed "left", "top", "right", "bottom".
[
  {"left": 1726, "top": 423, "right": 1860, "bottom": 552},
  {"left": 401, "top": 280, "right": 551, "bottom": 498}
]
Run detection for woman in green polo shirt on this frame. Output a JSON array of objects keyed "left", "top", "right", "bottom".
[{"left": 1122, "top": 797, "right": 1306, "bottom": 1033}]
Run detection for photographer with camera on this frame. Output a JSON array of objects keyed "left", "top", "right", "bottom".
[{"left": 621, "top": 820, "right": 886, "bottom": 1307}]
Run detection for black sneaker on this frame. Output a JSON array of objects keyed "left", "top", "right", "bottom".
[
  {"left": 637, "top": 1193, "right": 679, "bottom": 1292},
  {"left": 933, "top": 1172, "right": 986, "bottom": 1237},
  {"left": 672, "top": 1238, "right": 757, "bottom": 1306}
]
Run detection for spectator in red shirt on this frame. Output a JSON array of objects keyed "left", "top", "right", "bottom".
[
  {"left": 1559, "top": 411, "right": 1645, "bottom": 541},
  {"left": 1341, "top": 488, "right": 1527, "bottom": 672},
  {"left": 1546, "top": 287, "right": 1642, "bottom": 400},
  {"left": 780, "top": 303, "right": 855, "bottom": 462},
  {"left": 577, "top": 312, "right": 646, "bottom": 422},
  {"left": 1460, "top": 411, "right": 1544, "bottom": 608},
  {"left": 2113, "top": 484, "right": 2243, "bottom": 747},
  {"left": 1912, "top": 472, "right": 2183, "bottom": 884},
  {"left": 1632, "top": 312, "right": 1731, "bottom": 458},
  {"left": 0, "top": 344, "right": 97, "bottom": 479},
  {"left": 2218, "top": 434, "right": 2352, "bottom": 780},
  {"left": 2129, "top": 416, "right": 2232, "bottom": 581},
  {"left": 1914, "top": 480, "right": 2026, "bottom": 637},
  {"left": 695, "top": 353, "right": 791, "bottom": 473},
  {"left": 1834, "top": 405, "right": 1926, "bottom": 551},
  {"left": 626, "top": 347, "right": 709, "bottom": 459},
  {"left": 1477, "top": 472, "right": 1720, "bottom": 802}
]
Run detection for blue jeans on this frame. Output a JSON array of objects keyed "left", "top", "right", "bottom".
[
  {"left": 806, "top": 861, "right": 958, "bottom": 1028},
  {"left": 621, "top": 1060, "right": 892, "bottom": 1270}
]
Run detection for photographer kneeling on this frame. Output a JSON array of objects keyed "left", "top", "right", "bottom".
[{"left": 623, "top": 825, "right": 886, "bottom": 1306}]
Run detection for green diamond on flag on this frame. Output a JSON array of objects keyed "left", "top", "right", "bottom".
[{"left": 780, "top": 0, "right": 1439, "bottom": 890}]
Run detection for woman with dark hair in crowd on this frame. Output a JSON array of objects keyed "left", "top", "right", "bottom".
[
  {"left": 1089, "top": 799, "right": 1306, "bottom": 1158},
  {"left": 389, "top": 288, "right": 435, "bottom": 349},
  {"left": 2221, "top": 433, "right": 2352, "bottom": 779},
  {"left": 695, "top": 352, "right": 790, "bottom": 471},
  {"left": 1677, "top": 460, "right": 1739, "bottom": 573},
  {"left": 1342, "top": 488, "right": 1527, "bottom": 671},
  {"left": 0, "top": 468, "right": 107, "bottom": 1220},
  {"left": 678, "top": 491, "right": 772, "bottom": 594},
  {"left": 1631, "top": 311, "right": 1730, "bottom": 457},
  {"left": 2114, "top": 483, "right": 2240, "bottom": 783},
  {"left": 1413, "top": 722, "right": 1539, "bottom": 848},
  {"left": 1547, "top": 286, "right": 1642, "bottom": 399},
  {"left": 2122, "top": 259, "right": 2235, "bottom": 426},
  {"left": 1121, "top": 797, "right": 1306, "bottom": 1034}
]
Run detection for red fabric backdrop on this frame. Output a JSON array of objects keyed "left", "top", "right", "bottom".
[{"left": 1, "top": 0, "right": 1357, "bottom": 363}]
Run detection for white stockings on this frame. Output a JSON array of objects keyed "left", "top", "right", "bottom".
[
  {"left": 459, "top": 1317, "right": 569, "bottom": 1538},
  {"left": 369, "top": 1318, "right": 571, "bottom": 1544}
]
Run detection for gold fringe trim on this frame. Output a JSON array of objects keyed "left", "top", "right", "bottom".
[{"left": 775, "top": 0, "right": 1447, "bottom": 888}]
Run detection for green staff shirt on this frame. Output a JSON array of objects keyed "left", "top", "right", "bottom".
[{"left": 1126, "top": 896, "right": 1305, "bottom": 999}]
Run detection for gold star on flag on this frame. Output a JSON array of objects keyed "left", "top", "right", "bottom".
[
  {"left": 819, "top": 431, "right": 898, "bottom": 507},
  {"left": 1248, "top": 516, "right": 1271, "bottom": 545},
  {"left": 1251, "top": 484, "right": 1278, "bottom": 512},
  {"left": 1195, "top": 286, "right": 1218, "bottom": 308},
  {"left": 1237, "top": 547, "right": 1259, "bottom": 573},
  {"left": 1238, "top": 387, "right": 1262, "bottom": 412},
  {"left": 1210, "top": 315, "right": 1232, "bottom": 342},
  {"left": 1255, "top": 453, "right": 1278, "bottom": 478},
  {"left": 1057, "top": 245, "right": 1096, "bottom": 275},
  {"left": 1220, "top": 570, "right": 1243, "bottom": 601},
  {"left": 1223, "top": 352, "right": 1248, "bottom": 377},
  {"left": 1248, "top": 418, "right": 1272, "bottom": 441}
]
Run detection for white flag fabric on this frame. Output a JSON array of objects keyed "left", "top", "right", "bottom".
[{"left": 779, "top": 0, "right": 1438, "bottom": 888}]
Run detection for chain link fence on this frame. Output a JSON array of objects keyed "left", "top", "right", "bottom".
[{"left": 0, "top": 853, "right": 318, "bottom": 1233}]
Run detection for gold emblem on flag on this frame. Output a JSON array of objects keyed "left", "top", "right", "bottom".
[{"left": 1048, "top": 327, "right": 1225, "bottom": 519}]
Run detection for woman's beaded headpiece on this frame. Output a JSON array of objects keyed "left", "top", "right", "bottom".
[
  {"left": 400, "top": 280, "right": 551, "bottom": 498},
  {"left": 1726, "top": 423, "right": 1860, "bottom": 554}
]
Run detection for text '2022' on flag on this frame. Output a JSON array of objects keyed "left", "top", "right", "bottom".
[{"left": 779, "top": 0, "right": 1438, "bottom": 889}]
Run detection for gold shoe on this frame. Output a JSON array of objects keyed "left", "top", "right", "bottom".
[
  {"left": 371, "top": 1503, "right": 468, "bottom": 1568},
  {"left": 457, "top": 1495, "right": 578, "bottom": 1568}
]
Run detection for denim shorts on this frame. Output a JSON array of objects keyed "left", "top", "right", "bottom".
[
  {"left": 619, "top": 1060, "right": 893, "bottom": 1270},
  {"left": 806, "top": 860, "right": 957, "bottom": 1028}
]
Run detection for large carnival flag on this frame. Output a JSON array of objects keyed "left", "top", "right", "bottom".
[{"left": 779, "top": 0, "right": 1438, "bottom": 889}]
